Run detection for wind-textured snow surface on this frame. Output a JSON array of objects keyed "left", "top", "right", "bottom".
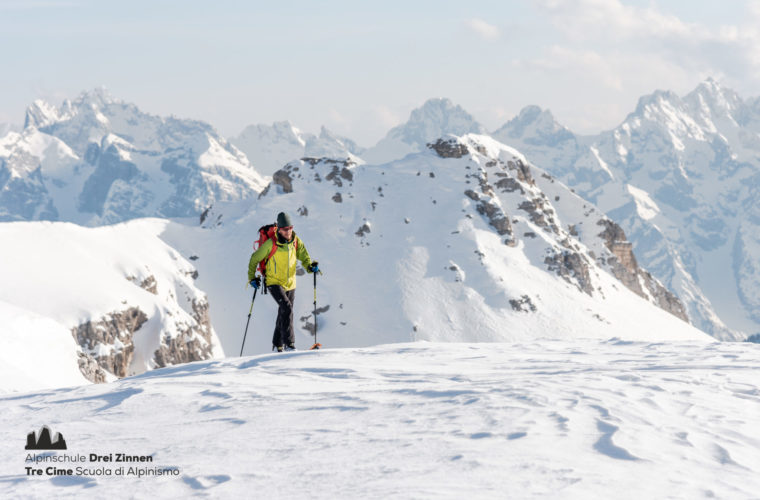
[{"left": 2, "top": 340, "right": 759, "bottom": 499}]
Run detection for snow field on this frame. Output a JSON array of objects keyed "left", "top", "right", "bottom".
[{"left": 1, "top": 340, "right": 758, "bottom": 499}]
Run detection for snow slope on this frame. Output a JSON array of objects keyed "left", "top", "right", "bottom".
[
  {"left": 167, "top": 133, "right": 708, "bottom": 358},
  {"left": 0, "top": 300, "right": 88, "bottom": 393},
  {"left": 0, "top": 219, "right": 223, "bottom": 389},
  {"left": 2, "top": 340, "right": 759, "bottom": 499},
  {"left": 0, "top": 131, "right": 708, "bottom": 392}
]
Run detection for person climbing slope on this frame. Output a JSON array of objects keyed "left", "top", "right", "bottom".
[{"left": 247, "top": 211, "right": 319, "bottom": 352}]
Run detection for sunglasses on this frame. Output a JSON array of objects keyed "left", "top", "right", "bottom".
[{"left": 279, "top": 226, "right": 293, "bottom": 230}]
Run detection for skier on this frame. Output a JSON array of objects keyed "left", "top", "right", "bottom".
[{"left": 247, "top": 211, "right": 318, "bottom": 352}]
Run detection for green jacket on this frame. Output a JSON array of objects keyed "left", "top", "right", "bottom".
[{"left": 248, "top": 233, "right": 312, "bottom": 291}]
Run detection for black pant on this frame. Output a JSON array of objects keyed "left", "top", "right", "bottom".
[{"left": 269, "top": 285, "right": 295, "bottom": 347}]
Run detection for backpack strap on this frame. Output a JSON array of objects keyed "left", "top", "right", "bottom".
[{"left": 265, "top": 235, "right": 278, "bottom": 262}]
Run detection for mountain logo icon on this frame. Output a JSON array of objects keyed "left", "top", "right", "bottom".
[{"left": 25, "top": 426, "right": 67, "bottom": 450}]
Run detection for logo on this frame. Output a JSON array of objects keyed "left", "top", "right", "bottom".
[{"left": 25, "top": 426, "right": 67, "bottom": 450}]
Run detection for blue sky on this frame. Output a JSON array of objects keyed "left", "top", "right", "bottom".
[{"left": 0, "top": 0, "right": 757, "bottom": 145}]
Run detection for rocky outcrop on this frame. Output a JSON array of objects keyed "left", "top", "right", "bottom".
[
  {"left": 597, "top": 219, "right": 644, "bottom": 293},
  {"left": 153, "top": 299, "right": 215, "bottom": 368},
  {"left": 300, "top": 305, "right": 331, "bottom": 335},
  {"left": 265, "top": 158, "right": 356, "bottom": 196},
  {"left": 596, "top": 219, "right": 689, "bottom": 322},
  {"left": 71, "top": 307, "right": 148, "bottom": 379},
  {"left": 322, "top": 160, "right": 354, "bottom": 187},
  {"left": 509, "top": 295, "right": 537, "bottom": 312},
  {"left": 199, "top": 204, "right": 224, "bottom": 228},
  {"left": 465, "top": 189, "right": 513, "bottom": 238},
  {"left": 77, "top": 352, "right": 108, "bottom": 383},
  {"left": 464, "top": 157, "right": 519, "bottom": 245},
  {"left": 71, "top": 298, "right": 218, "bottom": 381},
  {"left": 508, "top": 159, "right": 534, "bottom": 185},
  {"left": 641, "top": 271, "right": 690, "bottom": 322},
  {"left": 427, "top": 138, "right": 469, "bottom": 158},
  {"left": 518, "top": 198, "right": 560, "bottom": 234},
  {"left": 272, "top": 169, "right": 294, "bottom": 193},
  {"left": 126, "top": 274, "right": 158, "bottom": 294},
  {"left": 544, "top": 250, "right": 594, "bottom": 296},
  {"left": 355, "top": 222, "right": 371, "bottom": 237}
]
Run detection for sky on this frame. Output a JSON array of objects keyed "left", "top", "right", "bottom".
[{"left": 0, "top": 0, "right": 759, "bottom": 146}]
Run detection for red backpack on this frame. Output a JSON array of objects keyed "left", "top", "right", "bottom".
[{"left": 254, "top": 223, "right": 298, "bottom": 293}]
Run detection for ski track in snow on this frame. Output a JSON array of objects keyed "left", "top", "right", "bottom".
[{"left": 2, "top": 340, "right": 759, "bottom": 499}]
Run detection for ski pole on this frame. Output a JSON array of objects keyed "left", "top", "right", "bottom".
[
  {"left": 310, "top": 268, "right": 323, "bottom": 350},
  {"left": 240, "top": 285, "right": 258, "bottom": 356}
]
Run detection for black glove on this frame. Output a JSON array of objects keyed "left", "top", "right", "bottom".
[
  {"left": 249, "top": 277, "right": 261, "bottom": 289},
  {"left": 309, "top": 261, "right": 319, "bottom": 273}
]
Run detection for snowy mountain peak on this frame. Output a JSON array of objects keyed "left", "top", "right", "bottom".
[
  {"left": 508, "top": 80, "right": 760, "bottom": 340},
  {"left": 73, "top": 86, "right": 116, "bottom": 108},
  {"left": 235, "top": 121, "right": 304, "bottom": 148},
  {"left": 631, "top": 89, "right": 682, "bottom": 118},
  {"left": 25, "top": 88, "right": 122, "bottom": 134},
  {"left": 230, "top": 121, "right": 364, "bottom": 177},
  {"left": 625, "top": 80, "right": 743, "bottom": 134},
  {"left": 492, "top": 105, "right": 574, "bottom": 147},
  {"left": 362, "top": 98, "right": 486, "bottom": 164},
  {"left": 401, "top": 97, "right": 486, "bottom": 142},
  {"left": 318, "top": 125, "right": 363, "bottom": 155},
  {"left": 684, "top": 78, "right": 743, "bottom": 120},
  {"left": 23, "top": 99, "right": 60, "bottom": 130}
]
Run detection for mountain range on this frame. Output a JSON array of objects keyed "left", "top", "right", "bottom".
[
  {"left": 491, "top": 79, "right": 760, "bottom": 341},
  {"left": 1, "top": 88, "right": 266, "bottom": 226},
  {"left": 1, "top": 81, "right": 752, "bottom": 390}
]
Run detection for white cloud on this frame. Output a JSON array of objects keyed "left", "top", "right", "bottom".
[
  {"left": 465, "top": 18, "right": 500, "bottom": 41},
  {"left": 521, "top": 46, "right": 623, "bottom": 90},
  {"left": 532, "top": 0, "right": 696, "bottom": 41},
  {"left": 525, "top": 0, "right": 760, "bottom": 96},
  {"left": 371, "top": 105, "right": 404, "bottom": 130}
]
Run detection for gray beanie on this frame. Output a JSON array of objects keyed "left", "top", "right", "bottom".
[{"left": 277, "top": 212, "right": 293, "bottom": 228}]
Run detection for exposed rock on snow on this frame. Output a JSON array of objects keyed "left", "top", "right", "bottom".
[
  {"left": 544, "top": 250, "right": 594, "bottom": 296},
  {"left": 272, "top": 169, "right": 294, "bottom": 194},
  {"left": 76, "top": 351, "right": 108, "bottom": 384},
  {"left": 71, "top": 307, "right": 148, "bottom": 378},
  {"left": 428, "top": 137, "right": 469, "bottom": 158},
  {"left": 154, "top": 299, "right": 215, "bottom": 368},
  {"left": 0, "top": 219, "right": 224, "bottom": 388}
]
